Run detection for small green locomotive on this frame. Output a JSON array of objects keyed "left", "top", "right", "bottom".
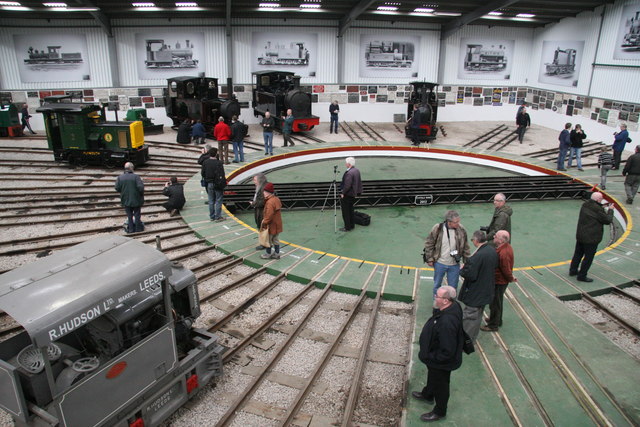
[
  {"left": 0, "top": 103, "right": 22, "bottom": 137},
  {"left": 38, "top": 96, "right": 149, "bottom": 167}
]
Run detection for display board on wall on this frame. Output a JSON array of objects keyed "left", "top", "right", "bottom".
[
  {"left": 251, "top": 32, "right": 318, "bottom": 77},
  {"left": 457, "top": 38, "right": 514, "bottom": 80},
  {"left": 538, "top": 40, "right": 584, "bottom": 87},
  {"left": 13, "top": 34, "right": 91, "bottom": 83},
  {"left": 613, "top": 3, "right": 640, "bottom": 60},
  {"left": 134, "top": 32, "right": 205, "bottom": 80},
  {"left": 358, "top": 34, "right": 420, "bottom": 78}
]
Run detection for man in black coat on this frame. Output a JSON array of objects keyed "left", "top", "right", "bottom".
[
  {"left": 201, "top": 147, "right": 226, "bottom": 221},
  {"left": 622, "top": 145, "right": 640, "bottom": 205},
  {"left": 339, "top": 156, "right": 363, "bottom": 232},
  {"left": 459, "top": 230, "right": 498, "bottom": 342},
  {"left": 515, "top": 106, "right": 531, "bottom": 144},
  {"left": 176, "top": 119, "right": 192, "bottom": 144},
  {"left": 413, "top": 285, "right": 464, "bottom": 422},
  {"left": 115, "top": 162, "right": 144, "bottom": 233},
  {"left": 162, "top": 176, "right": 186, "bottom": 217},
  {"left": 569, "top": 192, "right": 614, "bottom": 282}
]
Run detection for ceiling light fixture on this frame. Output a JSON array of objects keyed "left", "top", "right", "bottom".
[
  {"left": 377, "top": 5, "right": 398, "bottom": 11},
  {"left": 413, "top": 7, "right": 433, "bottom": 13},
  {"left": 43, "top": 2, "right": 67, "bottom": 6},
  {"left": 300, "top": 3, "right": 320, "bottom": 8},
  {"left": 488, "top": 11, "right": 502, "bottom": 16},
  {"left": 433, "top": 11, "right": 461, "bottom": 16},
  {"left": 175, "top": 1, "right": 197, "bottom": 5},
  {"left": 259, "top": 2, "right": 280, "bottom": 7},
  {"left": 132, "top": 2, "right": 155, "bottom": 6},
  {"left": 516, "top": 13, "right": 535, "bottom": 18},
  {"left": 0, "top": 1, "right": 21, "bottom": 5}
]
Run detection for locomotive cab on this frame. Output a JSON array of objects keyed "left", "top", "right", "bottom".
[
  {"left": 0, "top": 103, "right": 22, "bottom": 137},
  {"left": 0, "top": 236, "right": 225, "bottom": 427},
  {"left": 405, "top": 81, "right": 439, "bottom": 142}
]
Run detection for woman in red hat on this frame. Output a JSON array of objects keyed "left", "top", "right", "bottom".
[{"left": 260, "top": 182, "right": 283, "bottom": 259}]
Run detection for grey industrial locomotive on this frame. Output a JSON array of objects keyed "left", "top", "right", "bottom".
[
  {"left": 0, "top": 236, "right": 225, "bottom": 427},
  {"left": 545, "top": 47, "right": 576, "bottom": 75}
]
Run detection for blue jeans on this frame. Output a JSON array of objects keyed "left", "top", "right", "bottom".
[
  {"left": 330, "top": 114, "right": 338, "bottom": 132},
  {"left": 557, "top": 144, "right": 569, "bottom": 170},
  {"left": 568, "top": 147, "right": 582, "bottom": 168},
  {"left": 124, "top": 206, "right": 143, "bottom": 233},
  {"left": 232, "top": 141, "right": 244, "bottom": 162},
  {"left": 263, "top": 132, "right": 273, "bottom": 154},
  {"left": 432, "top": 262, "right": 460, "bottom": 296},
  {"left": 206, "top": 183, "right": 223, "bottom": 220}
]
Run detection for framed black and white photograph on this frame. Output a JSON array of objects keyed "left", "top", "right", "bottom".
[
  {"left": 358, "top": 34, "right": 420, "bottom": 78},
  {"left": 457, "top": 38, "right": 514, "bottom": 80},
  {"left": 251, "top": 32, "right": 318, "bottom": 77},
  {"left": 13, "top": 34, "right": 90, "bottom": 83},
  {"left": 538, "top": 41, "right": 585, "bottom": 87},
  {"left": 135, "top": 32, "right": 205, "bottom": 80},
  {"left": 614, "top": 3, "right": 640, "bottom": 60}
]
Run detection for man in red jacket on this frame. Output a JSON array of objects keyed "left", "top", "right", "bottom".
[
  {"left": 481, "top": 230, "right": 516, "bottom": 332},
  {"left": 213, "top": 116, "right": 231, "bottom": 165}
]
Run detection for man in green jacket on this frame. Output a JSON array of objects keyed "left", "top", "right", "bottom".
[
  {"left": 115, "top": 162, "right": 145, "bottom": 233},
  {"left": 569, "top": 192, "right": 614, "bottom": 282},
  {"left": 282, "top": 108, "right": 295, "bottom": 147}
]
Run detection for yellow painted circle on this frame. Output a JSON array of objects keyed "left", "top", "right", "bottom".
[{"left": 104, "top": 133, "right": 113, "bottom": 142}]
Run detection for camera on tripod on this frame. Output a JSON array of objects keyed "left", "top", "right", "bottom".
[{"left": 480, "top": 226, "right": 490, "bottom": 233}]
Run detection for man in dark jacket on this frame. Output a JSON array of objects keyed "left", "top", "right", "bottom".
[
  {"left": 408, "top": 104, "right": 422, "bottom": 146},
  {"left": 459, "top": 230, "right": 498, "bottom": 342},
  {"left": 230, "top": 115, "right": 246, "bottom": 163},
  {"left": 261, "top": 111, "right": 275, "bottom": 155},
  {"left": 339, "top": 156, "right": 363, "bottom": 232},
  {"left": 612, "top": 124, "right": 630, "bottom": 170},
  {"left": 21, "top": 104, "right": 36, "bottom": 134},
  {"left": 413, "top": 285, "right": 464, "bottom": 422},
  {"left": 570, "top": 192, "right": 614, "bottom": 282},
  {"left": 515, "top": 106, "right": 530, "bottom": 144},
  {"left": 115, "top": 162, "right": 144, "bottom": 233},
  {"left": 282, "top": 108, "right": 295, "bottom": 147},
  {"left": 485, "top": 193, "right": 512, "bottom": 243},
  {"left": 176, "top": 119, "right": 192, "bottom": 144},
  {"left": 556, "top": 122, "right": 572, "bottom": 171},
  {"left": 622, "top": 145, "right": 640, "bottom": 204},
  {"left": 329, "top": 100, "right": 340, "bottom": 134},
  {"left": 162, "top": 176, "right": 186, "bottom": 217},
  {"left": 201, "top": 147, "right": 226, "bottom": 221},
  {"left": 567, "top": 124, "right": 587, "bottom": 171},
  {"left": 191, "top": 120, "right": 206, "bottom": 144}
]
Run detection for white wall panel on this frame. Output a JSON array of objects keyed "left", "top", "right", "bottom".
[
  {"left": 529, "top": 7, "right": 603, "bottom": 97},
  {"left": 114, "top": 25, "right": 227, "bottom": 87},
  {"left": 342, "top": 24, "right": 440, "bottom": 84},
  {"left": 0, "top": 20, "right": 112, "bottom": 90},
  {"left": 440, "top": 25, "right": 534, "bottom": 86},
  {"left": 232, "top": 19, "right": 338, "bottom": 84}
]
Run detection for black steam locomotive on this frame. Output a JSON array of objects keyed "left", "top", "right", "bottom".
[
  {"left": 405, "top": 82, "right": 439, "bottom": 142},
  {"left": 252, "top": 70, "right": 319, "bottom": 132},
  {"left": 24, "top": 46, "right": 83, "bottom": 65},
  {"left": 165, "top": 76, "right": 240, "bottom": 130}
]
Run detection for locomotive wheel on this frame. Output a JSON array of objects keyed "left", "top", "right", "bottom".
[
  {"left": 69, "top": 154, "right": 88, "bottom": 168},
  {"left": 104, "top": 158, "right": 117, "bottom": 169}
]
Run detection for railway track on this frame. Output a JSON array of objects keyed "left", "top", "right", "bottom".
[
  {"left": 463, "top": 124, "right": 519, "bottom": 150},
  {"left": 0, "top": 141, "right": 411, "bottom": 426},
  {"left": 340, "top": 122, "right": 386, "bottom": 143}
]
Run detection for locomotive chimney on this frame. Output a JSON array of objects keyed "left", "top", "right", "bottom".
[
  {"left": 227, "top": 77, "right": 233, "bottom": 99},
  {"left": 292, "top": 75, "right": 301, "bottom": 89}
]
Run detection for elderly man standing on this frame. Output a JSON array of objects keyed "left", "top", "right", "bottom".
[
  {"left": 484, "top": 193, "right": 512, "bottom": 242},
  {"left": 424, "top": 210, "right": 471, "bottom": 297},
  {"left": 459, "top": 230, "right": 498, "bottom": 342},
  {"left": 569, "top": 192, "right": 614, "bottom": 282},
  {"left": 214, "top": 116, "right": 231, "bottom": 165},
  {"left": 612, "top": 123, "right": 630, "bottom": 170},
  {"left": 115, "top": 162, "right": 144, "bottom": 233},
  {"left": 481, "top": 230, "right": 516, "bottom": 332},
  {"left": 622, "top": 145, "right": 640, "bottom": 205},
  {"left": 282, "top": 108, "right": 295, "bottom": 147},
  {"left": 556, "top": 122, "right": 572, "bottom": 171},
  {"left": 413, "top": 285, "right": 464, "bottom": 422},
  {"left": 339, "top": 156, "right": 362, "bottom": 232},
  {"left": 329, "top": 100, "right": 340, "bottom": 134}
]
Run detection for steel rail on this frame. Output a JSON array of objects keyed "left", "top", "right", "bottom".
[
  {"left": 513, "top": 275, "right": 637, "bottom": 425},
  {"left": 464, "top": 124, "right": 506, "bottom": 147},
  {"left": 215, "top": 258, "right": 349, "bottom": 427}
]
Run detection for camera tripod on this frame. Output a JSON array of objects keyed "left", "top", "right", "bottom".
[{"left": 315, "top": 165, "right": 340, "bottom": 233}]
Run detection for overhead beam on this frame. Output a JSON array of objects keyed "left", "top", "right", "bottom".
[
  {"left": 73, "top": 0, "right": 112, "bottom": 37},
  {"left": 440, "top": 0, "right": 521, "bottom": 40},
  {"left": 338, "top": 0, "right": 377, "bottom": 37}
]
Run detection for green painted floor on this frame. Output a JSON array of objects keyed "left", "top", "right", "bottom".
[{"left": 179, "top": 138, "right": 640, "bottom": 426}]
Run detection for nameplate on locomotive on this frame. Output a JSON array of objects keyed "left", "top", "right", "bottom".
[{"left": 414, "top": 195, "right": 433, "bottom": 206}]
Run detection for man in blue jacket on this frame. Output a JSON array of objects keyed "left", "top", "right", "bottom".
[
  {"left": 413, "top": 285, "right": 464, "bottom": 422},
  {"left": 612, "top": 124, "right": 630, "bottom": 170},
  {"left": 556, "top": 122, "right": 572, "bottom": 171},
  {"left": 191, "top": 120, "right": 206, "bottom": 144}
]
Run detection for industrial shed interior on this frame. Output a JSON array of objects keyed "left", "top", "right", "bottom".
[{"left": 0, "top": 0, "right": 639, "bottom": 426}]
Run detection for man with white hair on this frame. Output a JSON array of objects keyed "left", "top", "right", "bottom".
[
  {"left": 569, "top": 192, "right": 614, "bottom": 282},
  {"left": 481, "top": 230, "right": 516, "bottom": 332},
  {"left": 484, "top": 193, "right": 512, "bottom": 242},
  {"left": 413, "top": 285, "right": 464, "bottom": 422},
  {"left": 115, "top": 162, "right": 145, "bottom": 233},
  {"left": 339, "top": 156, "right": 363, "bottom": 232}
]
